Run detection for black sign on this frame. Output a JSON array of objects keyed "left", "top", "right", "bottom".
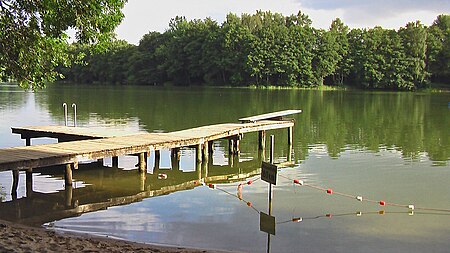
[
  {"left": 261, "top": 161, "right": 277, "bottom": 185},
  {"left": 260, "top": 211, "right": 276, "bottom": 235}
]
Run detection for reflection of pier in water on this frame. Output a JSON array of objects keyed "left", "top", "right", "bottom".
[{"left": 0, "top": 155, "right": 272, "bottom": 226}]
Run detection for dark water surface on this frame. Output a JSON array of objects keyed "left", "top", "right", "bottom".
[{"left": 0, "top": 84, "right": 449, "bottom": 253}]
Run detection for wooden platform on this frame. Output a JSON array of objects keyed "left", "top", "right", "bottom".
[
  {"left": 239, "top": 109, "right": 302, "bottom": 123},
  {"left": 0, "top": 120, "right": 294, "bottom": 172},
  {"left": 12, "top": 125, "right": 141, "bottom": 142}
]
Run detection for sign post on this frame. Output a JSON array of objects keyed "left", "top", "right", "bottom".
[{"left": 260, "top": 135, "right": 277, "bottom": 252}]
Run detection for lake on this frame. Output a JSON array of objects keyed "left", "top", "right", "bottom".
[{"left": 0, "top": 84, "right": 449, "bottom": 253}]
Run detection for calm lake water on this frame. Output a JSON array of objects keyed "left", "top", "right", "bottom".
[{"left": 0, "top": 84, "right": 449, "bottom": 253}]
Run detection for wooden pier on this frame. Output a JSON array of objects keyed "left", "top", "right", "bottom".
[{"left": 0, "top": 109, "right": 301, "bottom": 196}]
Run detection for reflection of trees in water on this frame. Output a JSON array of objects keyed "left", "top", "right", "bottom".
[
  {"left": 42, "top": 85, "right": 449, "bottom": 164},
  {"left": 0, "top": 85, "right": 28, "bottom": 111}
]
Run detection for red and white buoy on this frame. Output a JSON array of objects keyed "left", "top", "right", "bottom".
[{"left": 157, "top": 173, "right": 168, "bottom": 180}]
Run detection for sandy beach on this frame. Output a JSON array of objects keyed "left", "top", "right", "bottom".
[{"left": 0, "top": 220, "right": 231, "bottom": 253}]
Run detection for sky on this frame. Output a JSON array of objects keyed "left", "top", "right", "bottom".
[{"left": 115, "top": 0, "right": 450, "bottom": 45}]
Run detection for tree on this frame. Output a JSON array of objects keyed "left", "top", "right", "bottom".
[
  {"left": 329, "top": 18, "right": 349, "bottom": 86},
  {"left": 399, "top": 21, "right": 428, "bottom": 87},
  {"left": 127, "top": 31, "right": 168, "bottom": 85},
  {"left": 426, "top": 15, "right": 450, "bottom": 83},
  {"left": 0, "top": 0, "right": 127, "bottom": 90},
  {"left": 222, "top": 13, "right": 254, "bottom": 85},
  {"left": 311, "top": 28, "right": 340, "bottom": 86}
]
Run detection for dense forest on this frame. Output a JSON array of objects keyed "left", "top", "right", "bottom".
[{"left": 60, "top": 11, "right": 450, "bottom": 90}]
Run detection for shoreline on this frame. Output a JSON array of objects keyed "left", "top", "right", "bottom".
[{"left": 0, "top": 220, "right": 233, "bottom": 253}]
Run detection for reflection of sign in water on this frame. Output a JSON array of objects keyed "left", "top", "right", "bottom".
[
  {"left": 261, "top": 161, "right": 277, "bottom": 185},
  {"left": 260, "top": 211, "right": 276, "bottom": 235}
]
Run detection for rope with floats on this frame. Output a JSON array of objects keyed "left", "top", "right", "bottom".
[
  {"left": 277, "top": 210, "right": 450, "bottom": 225},
  {"left": 207, "top": 177, "right": 450, "bottom": 226},
  {"left": 204, "top": 173, "right": 450, "bottom": 215},
  {"left": 207, "top": 178, "right": 261, "bottom": 214},
  {"left": 278, "top": 174, "right": 450, "bottom": 213}
]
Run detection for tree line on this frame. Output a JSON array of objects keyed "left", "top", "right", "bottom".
[{"left": 60, "top": 11, "right": 450, "bottom": 90}]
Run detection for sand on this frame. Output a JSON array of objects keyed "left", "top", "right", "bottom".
[{"left": 0, "top": 220, "right": 231, "bottom": 253}]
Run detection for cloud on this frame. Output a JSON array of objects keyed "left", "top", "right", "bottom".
[
  {"left": 115, "top": 0, "right": 448, "bottom": 44},
  {"left": 299, "top": 0, "right": 449, "bottom": 12},
  {"left": 298, "top": 0, "right": 449, "bottom": 27},
  {"left": 115, "top": 0, "right": 303, "bottom": 44}
]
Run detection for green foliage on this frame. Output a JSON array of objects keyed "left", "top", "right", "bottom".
[
  {"left": 59, "top": 11, "right": 449, "bottom": 90},
  {"left": 0, "top": 0, "right": 127, "bottom": 90},
  {"left": 427, "top": 15, "right": 450, "bottom": 83}
]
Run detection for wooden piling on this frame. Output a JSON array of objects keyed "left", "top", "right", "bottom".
[
  {"left": 228, "top": 154, "right": 234, "bottom": 168},
  {"left": 11, "top": 170, "right": 19, "bottom": 198},
  {"left": 228, "top": 139, "right": 234, "bottom": 155},
  {"left": 65, "top": 185, "right": 73, "bottom": 208},
  {"left": 288, "top": 126, "right": 293, "bottom": 162},
  {"left": 154, "top": 150, "right": 161, "bottom": 171},
  {"left": 196, "top": 144, "right": 202, "bottom": 163},
  {"left": 201, "top": 158, "right": 208, "bottom": 178},
  {"left": 65, "top": 163, "right": 73, "bottom": 186},
  {"left": 171, "top": 148, "right": 180, "bottom": 170},
  {"left": 140, "top": 172, "right": 146, "bottom": 192},
  {"left": 138, "top": 152, "right": 147, "bottom": 173},
  {"left": 112, "top": 156, "right": 119, "bottom": 168},
  {"left": 202, "top": 142, "right": 209, "bottom": 163},
  {"left": 196, "top": 160, "right": 202, "bottom": 179},
  {"left": 235, "top": 135, "right": 241, "bottom": 154},
  {"left": 287, "top": 127, "right": 293, "bottom": 146},
  {"left": 26, "top": 168, "right": 33, "bottom": 197},
  {"left": 208, "top": 141, "right": 214, "bottom": 156},
  {"left": 259, "top": 130, "right": 266, "bottom": 152},
  {"left": 25, "top": 138, "right": 31, "bottom": 146}
]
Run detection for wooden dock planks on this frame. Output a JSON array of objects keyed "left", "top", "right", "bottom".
[
  {"left": 1, "top": 117, "right": 298, "bottom": 172},
  {"left": 239, "top": 109, "right": 302, "bottom": 123},
  {"left": 12, "top": 125, "right": 140, "bottom": 139}
]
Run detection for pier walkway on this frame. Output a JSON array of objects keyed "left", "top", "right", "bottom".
[{"left": 0, "top": 110, "right": 301, "bottom": 194}]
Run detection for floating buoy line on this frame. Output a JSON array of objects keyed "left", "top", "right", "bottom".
[
  {"left": 204, "top": 178, "right": 261, "bottom": 214},
  {"left": 276, "top": 210, "right": 450, "bottom": 225},
  {"left": 203, "top": 172, "right": 450, "bottom": 222},
  {"left": 211, "top": 181, "right": 450, "bottom": 225},
  {"left": 280, "top": 174, "right": 450, "bottom": 213}
]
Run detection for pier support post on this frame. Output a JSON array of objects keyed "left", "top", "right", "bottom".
[
  {"left": 235, "top": 135, "right": 241, "bottom": 154},
  {"left": 208, "top": 141, "right": 214, "bottom": 156},
  {"left": 65, "top": 163, "right": 73, "bottom": 186},
  {"left": 112, "top": 156, "right": 119, "bottom": 168},
  {"left": 26, "top": 168, "right": 33, "bottom": 197},
  {"left": 258, "top": 130, "right": 266, "bottom": 152},
  {"left": 228, "top": 135, "right": 242, "bottom": 155},
  {"left": 202, "top": 158, "right": 209, "bottom": 178},
  {"left": 154, "top": 150, "right": 161, "bottom": 172},
  {"left": 228, "top": 139, "right": 234, "bottom": 155},
  {"left": 202, "top": 142, "right": 209, "bottom": 163},
  {"left": 25, "top": 138, "right": 31, "bottom": 146},
  {"left": 196, "top": 160, "right": 202, "bottom": 180},
  {"left": 138, "top": 152, "right": 147, "bottom": 173},
  {"left": 196, "top": 144, "right": 202, "bottom": 163},
  {"left": 171, "top": 148, "right": 180, "bottom": 170},
  {"left": 11, "top": 170, "right": 19, "bottom": 200},
  {"left": 287, "top": 126, "right": 293, "bottom": 162},
  {"left": 140, "top": 171, "right": 146, "bottom": 192},
  {"left": 65, "top": 185, "right": 73, "bottom": 208}
]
